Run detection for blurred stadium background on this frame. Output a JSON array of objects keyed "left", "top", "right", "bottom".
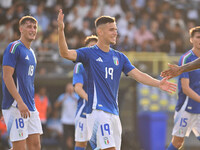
[{"left": 1, "top": 0, "right": 200, "bottom": 149}]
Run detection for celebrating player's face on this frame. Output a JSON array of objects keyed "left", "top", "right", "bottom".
[
  {"left": 102, "top": 22, "right": 118, "bottom": 45},
  {"left": 191, "top": 32, "right": 200, "bottom": 50},
  {"left": 20, "top": 20, "right": 37, "bottom": 42}
]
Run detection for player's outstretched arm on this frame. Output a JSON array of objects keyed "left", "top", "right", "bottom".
[
  {"left": 128, "top": 68, "right": 177, "bottom": 94},
  {"left": 57, "top": 9, "right": 77, "bottom": 61},
  {"left": 74, "top": 83, "right": 88, "bottom": 101},
  {"left": 161, "top": 58, "right": 200, "bottom": 79},
  {"left": 160, "top": 64, "right": 182, "bottom": 79},
  {"left": 181, "top": 57, "right": 200, "bottom": 71},
  {"left": 3, "top": 66, "right": 30, "bottom": 118}
]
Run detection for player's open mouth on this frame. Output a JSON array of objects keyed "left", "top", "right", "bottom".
[{"left": 29, "top": 33, "right": 35, "bottom": 37}]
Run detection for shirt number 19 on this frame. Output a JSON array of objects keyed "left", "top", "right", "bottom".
[{"left": 105, "top": 67, "right": 113, "bottom": 80}]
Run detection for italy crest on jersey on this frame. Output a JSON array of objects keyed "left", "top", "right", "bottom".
[{"left": 113, "top": 56, "right": 119, "bottom": 66}]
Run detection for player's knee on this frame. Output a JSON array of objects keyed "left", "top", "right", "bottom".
[
  {"left": 172, "top": 140, "right": 184, "bottom": 149},
  {"left": 172, "top": 136, "right": 184, "bottom": 149},
  {"left": 33, "top": 144, "right": 41, "bottom": 150},
  {"left": 12, "top": 141, "right": 26, "bottom": 150},
  {"left": 29, "top": 141, "right": 41, "bottom": 150},
  {"left": 13, "top": 145, "right": 26, "bottom": 150},
  {"left": 13, "top": 147, "right": 26, "bottom": 150},
  {"left": 76, "top": 141, "right": 87, "bottom": 147}
]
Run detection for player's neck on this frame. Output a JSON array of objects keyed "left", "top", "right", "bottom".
[
  {"left": 192, "top": 47, "right": 200, "bottom": 57},
  {"left": 19, "top": 37, "right": 31, "bottom": 49},
  {"left": 96, "top": 41, "right": 110, "bottom": 52}
]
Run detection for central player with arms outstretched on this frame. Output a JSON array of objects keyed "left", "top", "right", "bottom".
[{"left": 57, "top": 9, "right": 176, "bottom": 150}]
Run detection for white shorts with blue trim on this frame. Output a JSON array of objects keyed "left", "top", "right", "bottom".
[
  {"left": 86, "top": 110, "right": 122, "bottom": 150},
  {"left": 75, "top": 115, "right": 89, "bottom": 142},
  {"left": 2, "top": 106, "right": 43, "bottom": 142},
  {"left": 172, "top": 97, "right": 200, "bottom": 137}
]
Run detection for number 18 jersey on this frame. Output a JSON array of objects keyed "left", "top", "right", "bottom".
[
  {"left": 75, "top": 45, "right": 135, "bottom": 115},
  {"left": 2, "top": 40, "right": 37, "bottom": 111}
]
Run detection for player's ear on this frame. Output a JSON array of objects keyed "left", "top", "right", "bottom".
[
  {"left": 96, "top": 28, "right": 100, "bottom": 35},
  {"left": 190, "top": 37, "right": 193, "bottom": 44},
  {"left": 19, "top": 26, "right": 23, "bottom": 33},
  {"left": 96, "top": 27, "right": 103, "bottom": 36}
]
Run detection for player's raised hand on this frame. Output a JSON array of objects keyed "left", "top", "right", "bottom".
[
  {"left": 18, "top": 101, "right": 30, "bottom": 118},
  {"left": 161, "top": 63, "right": 182, "bottom": 79},
  {"left": 57, "top": 9, "right": 65, "bottom": 31},
  {"left": 159, "top": 77, "right": 177, "bottom": 94}
]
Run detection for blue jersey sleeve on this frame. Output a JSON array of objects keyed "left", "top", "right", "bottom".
[
  {"left": 75, "top": 47, "right": 90, "bottom": 64},
  {"left": 122, "top": 53, "right": 135, "bottom": 75},
  {"left": 73, "top": 63, "right": 84, "bottom": 86},
  {"left": 57, "top": 94, "right": 64, "bottom": 102},
  {"left": 178, "top": 55, "right": 189, "bottom": 79},
  {"left": 3, "top": 42, "right": 21, "bottom": 68}
]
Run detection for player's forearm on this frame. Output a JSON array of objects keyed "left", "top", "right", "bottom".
[
  {"left": 58, "top": 28, "right": 69, "bottom": 58},
  {"left": 58, "top": 28, "right": 77, "bottom": 61},
  {"left": 182, "top": 87, "right": 200, "bottom": 103},
  {"left": 75, "top": 87, "right": 88, "bottom": 101},
  {"left": 129, "top": 69, "right": 160, "bottom": 87},
  {"left": 3, "top": 75, "right": 24, "bottom": 105},
  {"left": 138, "top": 73, "right": 160, "bottom": 87},
  {"left": 181, "top": 58, "right": 200, "bottom": 72}
]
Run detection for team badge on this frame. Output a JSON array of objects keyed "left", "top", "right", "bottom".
[
  {"left": 113, "top": 56, "right": 119, "bottom": 66},
  {"left": 80, "top": 133, "right": 83, "bottom": 138},
  {"left": 103, "top": 137, "right": 110, "bottom": 145},
  {"left": 179, "top": 128, "right": 184, "bottom": 135},
  {"left": 18, "top": 129, "right": 24, "bottom": 137}
]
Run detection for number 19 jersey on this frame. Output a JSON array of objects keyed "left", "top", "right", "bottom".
[
  {"left": 75, "top": 45, "right": 135, "bottom": 115},
  {"left": 2, "top": 40, "right": 37, "bottom": 111}
]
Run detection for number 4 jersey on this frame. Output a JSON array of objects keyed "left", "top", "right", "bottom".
[
  {"left": 2, "top": 40, "right": 37, "bottom": 111},
  {"left": 75, "top": 45, "right": 135, "bottom": 115}
]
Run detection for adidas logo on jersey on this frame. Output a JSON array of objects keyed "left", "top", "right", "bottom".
[
  {"left": 25, "top": 55, "right": 29, "bottom": 60},
  {"left": 96, "top": 57, "right": 103, "bottom": 62}
]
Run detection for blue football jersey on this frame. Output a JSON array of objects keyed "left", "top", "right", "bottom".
[
  {"left": 176, "top": 50, "right": 200, "bottom": 113},
  {"left": 73, "top": 62, "right": 88, "bottom": 118},
  {"left": 75, "top": 45, "right": 135, "bottom": 115},
  {"left": 2, "top": 40, "right": 37, "bottom": 111}
]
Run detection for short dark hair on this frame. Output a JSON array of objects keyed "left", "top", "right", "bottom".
[
  {"left": 189, "top": 26, "right": 200, "bottom": 37},
  {"left": 95, "top": 16, "right": 115, "bottom": 28},
  {"left": 85, "top": 35, "right": 98, "bottom": 46},
  {"left": 19, "top": 16, "right": 37, "bottom": 26}
]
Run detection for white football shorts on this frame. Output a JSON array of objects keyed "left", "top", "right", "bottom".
[
  {"left": 75, "top": 115, "right": 89, "bottom": 142},
  {"left": 2, "top": 106, "right": 43, "bottom": 142},
  {"left": 172, "top": 98, "right": 200, "bottom": 137},
  {"left": 87, "top": 110, "right": 122, "bottom": 150}
]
